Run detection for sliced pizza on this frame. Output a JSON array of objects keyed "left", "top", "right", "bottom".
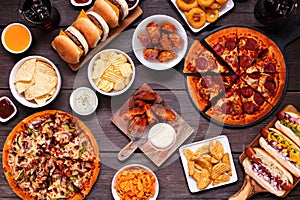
[
  {"left": 205, "top": 86, "right": 246, "bottom": 126},
  {"left": 2, "top": 110, "right": 100, "bottom": 200},
  {"left": 233, "top": 78, "right": 273, "bottom": 124},
  {"left": 246, "top": 42, "right": 286, "bottom": 74},
  {"left": 241, "top": 72, "right": 286, "bottom": 107},
  {"left": 184, "top": 40, "right": 230, "bottom": 74},
  {"left": 204, "top": 27, "right": 239, "bottom": 74},
  {"left": 236, "top": 27, "right": 269, "bottom": 74}
]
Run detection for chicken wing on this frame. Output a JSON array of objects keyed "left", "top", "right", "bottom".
[
  {"left": 160, "top": 33, "right": 173, "bottom": 51},
  {"left": 169, "top": 33, "right": 184, "bottom": 50},
  {"left": 161, "top": 23, "right": 177, "bottom": 33},
  {"left": 138, "top": 34, "right": 152, "bottom": 48},
  {"left": 146, "top": 21, "right": 161, "bottom": 44},
  {"left": 143, "top": 48, "right": 159, "bottom": 61},
  {"left": 158, "top": 51, "right": 177, "bottom": 62}
]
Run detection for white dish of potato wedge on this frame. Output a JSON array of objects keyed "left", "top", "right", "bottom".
[{"left": 179, "top": 135, "right": 237, "bottom": 193}]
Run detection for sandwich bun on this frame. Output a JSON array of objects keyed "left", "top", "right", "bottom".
[
  {"left": 51, "top": 26, "right": 88, "bottom": 64},
  {"left": 94, "top": 0, "right": 119, "bottom": 28},
  {"left": 73, "top": 11, "right": 102, "bottom": 48},
  {"left": 243, "top": 148, "right": 293, "bottom": 197},
  {"left": 86, "top": 11, "right": 110, "bottom": 41},
  {"left": 259, "top": 127, "right": 300, "bottom": 177},
  {"left": 93, "top": 0, "right": 129, "bottom": 28}
]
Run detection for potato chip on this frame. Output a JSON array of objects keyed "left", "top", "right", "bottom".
[
  {"left": 211, "top": 163, "right": 230, "bottom": 180},
  {"left": 222, "top": 153, "right": 232, "bottom": 176},
  {"left": 114, "top": 79, "right": 126, "bottom": 91},
  {"left": 119, "top": 63, "right": 133, "bottom": 77},
  {"left": 92, "top": 59, "right": 107, "bottom": 79},
  {"left": 100, "top": 50, "right": 118, "bottom": 63},
  {"left": 14, "top": 58, "right": 36, "bottom": 83},
  {"left": 97, "top": 79, "right": 114, "bottom": 92},
  {"left": 196, "top": 169, "right": 211, "bottom": 190},
  {"left": 210, "top": 140, "right": 224, "bottom": 161},
  {"left": 192, "top": 171, "right": 202, "bottom": 182},
  {"left": 183, "top": 149, "right": 194, "bottom": 160},
  {"left": 187, "top": 160, "right": 195, "bottom": 176},
  {"left": 194, "top": 158, "right": 212, "bottom": 173},
  {"left": 102, "top": 70, "right": 123, "bottom": 83},
  {"left": 212, "top": 174, "right": 230, "bottom": 186},
  {"left": 110, "top": 54, "right": 128, "bottom": 65}
]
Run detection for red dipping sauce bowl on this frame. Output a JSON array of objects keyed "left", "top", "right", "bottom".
[
  {"left": 126, "top": 0, "right": 139, "bottom": 10},
  {"left": 0, "top": 96, "right": 17, "bottom": 123}
]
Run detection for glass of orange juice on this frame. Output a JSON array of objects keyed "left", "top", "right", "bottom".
[{"left": 1, "top": 23, "right": 32, "bottom": 54}]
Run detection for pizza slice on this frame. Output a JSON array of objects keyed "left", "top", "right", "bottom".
[
  {"left": 184, "top": 40, "right": 230, "bottom": 74},
  {"left": 241, "top": 72, "right": 286, "bottom": 106},
  {"left": 204, "top": 27, "right": 239, "bottom": 74},
  {"left": 186, "top": 76, "right": 225, "bottom": 112},
  {"left": 237, "top": 27, "right": 269, "bottom": 74},
  {"left": 205, "top": 84, "right": 245, "bottom": 126},
  {"left": 233, "top": 78, "right": 273, "bottom": 124},
  {"left": 245, "top": 43, "right": 286, "bottom": 74}
]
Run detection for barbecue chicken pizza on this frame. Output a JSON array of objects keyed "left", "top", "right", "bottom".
[
  {"left": 184, "top": 26, "right": 286, "bottom": 126},
  {"left": 2, "top": 110, "right": 100, "bottom": 200}
]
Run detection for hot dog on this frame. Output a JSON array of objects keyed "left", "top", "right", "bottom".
[
  {"left": 243, "top": 147, "right": 293, "bottom": 196},
  {"left": 259, "top": 127, "right": 300, "bottom": 177},
  {"left": 275, "top": 111, "right": 300, "bottom": 147}
]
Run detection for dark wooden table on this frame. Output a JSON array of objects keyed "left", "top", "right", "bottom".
[{"left": 1, "top": 0, "right": 300, "bottom": 199}]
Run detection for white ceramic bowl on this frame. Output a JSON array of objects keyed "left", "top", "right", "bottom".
[
  {"left": 132, "top": 14, "right": 188, "bottom": 70},
  {"left": 1, "top": 23, "right": 32, "bottom": 54},
  {"left": 9, "top": 56, "right": 62, "bottom": 108},
  {"left": 88, "top": 49, "right": 135, "bottom": 96},
  {"left": 148, "top": 123, "right": 176, "bottom": 151},
  {"left": 69, "top": 87, "right": 98, "bottom": 116},
  {"left": 0, "top": 96, "right": 17, "bottom": 123},
  {"left": 111, "top": 164, "right": 159, "bottom": 200},
  {"left": 70, "top": 0, "right": 92, "bottom": 7}
]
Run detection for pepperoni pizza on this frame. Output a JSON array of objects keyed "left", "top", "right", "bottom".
[
  {"left": 2, "top": 110, "right": 100, "bottom": 199},
  {"left": 184, "top": 26, "right": 286, "bottom": 126}
]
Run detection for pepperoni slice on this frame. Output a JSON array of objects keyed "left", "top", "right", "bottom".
[
  {"left": 245, "top": 38, "right": 258, "bottom": 51},
  {"left": 213, "top": 43, "right": 224, "bottom": 55},
  {"left": 230, "top": 74, "right": 238, "bottom": 83},
  {"left": 239, "top": 55, "right": 252, "bottom": 68},
  {"left": 264, "top": 62, "right": 276, "bottom": 73},
  {"left": 264, "top": 81, "right": 276, "bottom": 92},
  {"left": 243, "top": 101, "right": 256, "bottom": 114},
  {"left": 195, "top": 57, "right": 208, "bottom": 70},
  {"left": 259, "top": 48, "right": 268, "bottom": 59},
  {"left": 225, "top": 38, "right": 236, "bottom": 51},
  {"left": 254, "top": 92, "right": 264, "bottom": 105},
  {"left": 225, "top": 88, "right": 234, "bottom": 98},
  {"left": 241, "top": 87, "right": 253, "bottom": 98},
  {"left": 221, "top": 102, "right": 234, "bottom": 114},
  {"left": 249, "top": 73, "right": 260, "bottom": 79}
]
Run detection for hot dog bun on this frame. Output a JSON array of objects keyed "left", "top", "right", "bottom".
[
  {"left": 93, "top": 0, "right": 129, "bottom": 28},
  {"left": 259, "top": 128, "right": 300, "bottom": 177},
  {"left": 243, "top": 147, "right": 293, "bottom": 197},
  {"left": 275, "top": 111, "right": 300, "bottom": 147},
  {"left": 51, "top": 26, "right": 89, "bottom": 64}
]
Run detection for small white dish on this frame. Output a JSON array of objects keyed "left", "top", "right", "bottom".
[
  {"left": 127, "top": 0, "right": 140, "bottom": 11},
  {"left": 170, "top": 0, "right": 235, "bottom": 33},
  {"left": 148, "top": 123, "right": 176, "bottom": 151},
  {"left": 88, "top": 49, "right": 135, "bottom": 96},
  {"left": 111, "top": 164, "right": 159, "bottom": 200},
  {"left": 69, "top": 87, "right": 98, "bottom": 116},
  {"left": 9, "top": 56, "right": 62, "bottom": 108},
  {"left": 1, "top": 23, "right": 32, "bottom": 54},
  {"left": 179, "top": 135, "right": 238, "bottom": 193},
  {"left": 70, "top": 0, "right": 92, "bottom": 7},
  {"left": 132, "top": 14, "right": 188, "bottom": 70},
  {"left": 0, "top": 96, "right": 17, "bottom": 123}
]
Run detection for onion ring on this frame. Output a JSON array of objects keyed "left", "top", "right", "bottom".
[
  {"left": 186, "top": 7, "right": 207, "bottom": 29},
  {"left": 206, "top": 9, "right": 219, "bottom": 23},
  {"left": 216, "top": 0, "right": 229, "bottom": 5},
  {"left": 197, "top": 0, "right": 214, "bottom": 8},
  {"left": 176, "top": 0, "right": 198, "bottom": 12},
  {"left": 209, "top": 2, "right": 221, "bottom": 9}
]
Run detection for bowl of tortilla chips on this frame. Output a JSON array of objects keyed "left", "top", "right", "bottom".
[{"left": 9, "top": 56, "right": 61, "bottom": 108}]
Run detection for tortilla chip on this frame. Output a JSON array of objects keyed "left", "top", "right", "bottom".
[
  {"left": 15, "top": 79, "right": 35, "bottom": 94},
  {"left": 14, "top": 58, "right": 36, "bottom": 83},
  {"left": 36, "top": 61, "right": 56, "bottom": 76}
]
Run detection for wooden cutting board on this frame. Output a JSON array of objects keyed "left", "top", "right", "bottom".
[
  {"left": 52, "top": 6, "right": 143, "bottom": 71},
  {"left": 229, "top": 105, "right": 300, "bottom": 199},
  {"left": 111, "top": 83, "right": 194, "bottom": 167}
]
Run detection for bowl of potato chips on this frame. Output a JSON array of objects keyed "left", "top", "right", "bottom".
[
  {"left": 88, "top": 49, "right": 135, "bottom": 96},
  {"left": 9, "top": 56, "right": 61, "bottom": 108},
  {"left": 111, "top": 164, "right": 159, "bottom": 200}
]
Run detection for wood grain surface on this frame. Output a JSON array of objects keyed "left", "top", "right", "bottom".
[{"left": 0, "top": 0, "right": 300, "bottom": 199}]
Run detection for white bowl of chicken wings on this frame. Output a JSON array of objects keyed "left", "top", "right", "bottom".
[{"left": 132, "top": 15, "right": 188, "bottom": 70}]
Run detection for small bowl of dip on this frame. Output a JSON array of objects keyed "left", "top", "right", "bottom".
[
  {"left": 1, "top": 23, "right": 32, "bottom": 54},
  {"left": 69, "top": 87, "right": 98, "bottom": 116},
  {"left": 0, "top": 96, "right": 17, "bottom": 123},
  {"left": 148, "top": 123, "right": 176, "bottom": 151},
  {"left": 126, "top": 0, "right": 139, "bottom": 11}
]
